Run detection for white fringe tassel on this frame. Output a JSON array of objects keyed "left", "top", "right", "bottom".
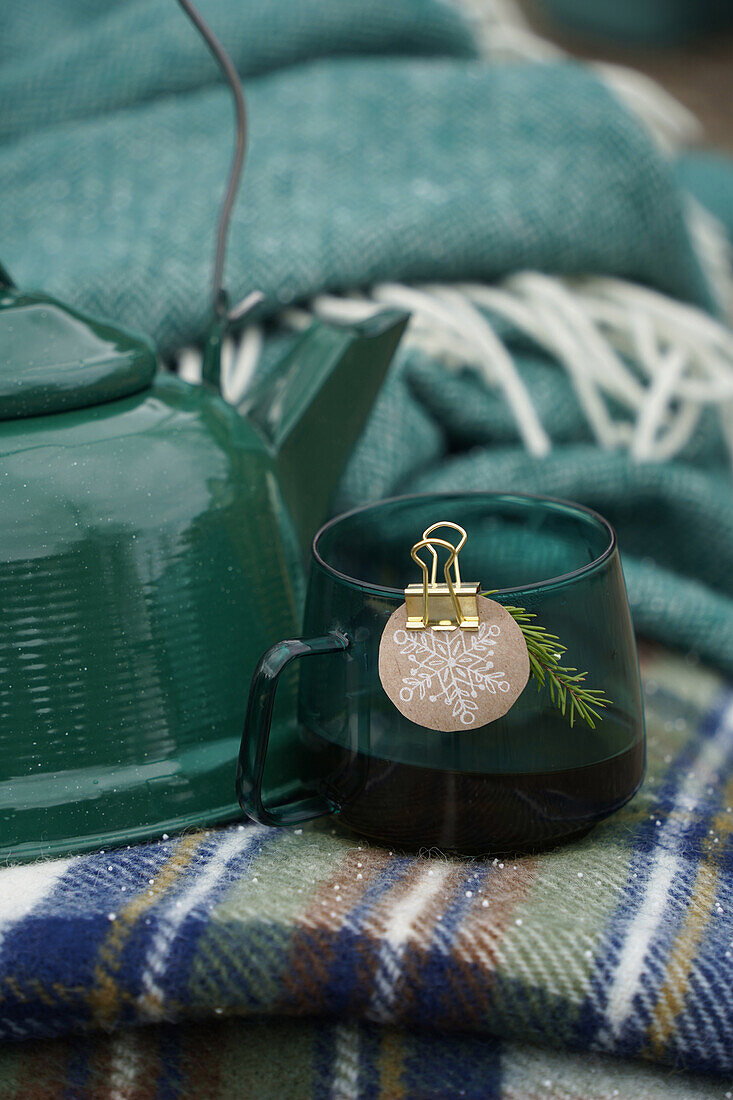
[{"left": 175, "top": 274, "right": 733, "bottom": 469}]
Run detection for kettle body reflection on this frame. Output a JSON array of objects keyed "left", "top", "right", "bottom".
[{"left": 0, "top": 265, "right": 406, "bottom": 860}]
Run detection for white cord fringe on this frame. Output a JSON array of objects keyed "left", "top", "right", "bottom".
[{"left": 175, "top": 274, "right": 733, "bottom": 470}]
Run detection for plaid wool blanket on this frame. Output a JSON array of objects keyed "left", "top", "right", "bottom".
[{"left": 1, "top": 648, "right": 732, "bottom": 1096}]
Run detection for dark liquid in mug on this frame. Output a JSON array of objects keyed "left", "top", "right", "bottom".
[{"left": 313, "top": 728, "right": 643, "bottom": 856}]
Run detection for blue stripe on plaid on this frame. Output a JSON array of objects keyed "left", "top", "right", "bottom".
[
  {"left": 0, "top": 843, "right": 174, "bottom": 1030},
  {"left": 416, "top": 863, "right": 494, "bottom": 1030},
  {"left": 404, "top": 1028, "right": 503, "bottom": 1099},
  {"left": 680, "top": 953, "right": 733, "bottom": 1072},
  {"left": 157, "top": 1026, "right": 183, "bottom": 1100},
  {"left": 581, "top": 691, "right": 733, "bottom": 1069},
  {"left": 133, "top": 825, "right": 272, "bottom": 1015},
  {"left": 328, "top": 856, "right": 414, "bottom": 1018},
  {"left": 668, "top": 857, "right": 733, "bottom": 1073},
  {"left": 358, "top": 1021, "right": 383, "bottom": 1100},
  {"left": 63, "top": 1044, "right": 90, "bottom": 1100},
  {"left": 314, "top": 1017, "right": 344, "bottom": 1100}
]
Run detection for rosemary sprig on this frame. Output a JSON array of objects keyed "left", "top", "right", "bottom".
[
  {"left": 483, "top": 595, "right": 611, "bottom": 728},
  {"left": 504, "top": 605, "right": 611, "bottom": 728}
]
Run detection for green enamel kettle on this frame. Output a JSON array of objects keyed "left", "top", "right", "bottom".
[
  {"left": 0, "top": 1, "right": 408, "bottom": 861},
  {"left": 0, "top": 262, "right": 405, "bottom": 863}
]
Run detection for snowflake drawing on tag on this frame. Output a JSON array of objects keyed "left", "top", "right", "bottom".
[{"left": 392, "top": 622, "right": 511, "bottom": 726}]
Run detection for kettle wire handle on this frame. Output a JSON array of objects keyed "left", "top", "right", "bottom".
[
  {"left": 175, "top": 0, "right": 264, "bottom": 388},
  {"left": 421, "top": 521, "right": 467, "bottom": 586}
]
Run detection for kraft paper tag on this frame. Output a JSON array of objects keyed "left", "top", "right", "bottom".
[{"left": 378, "top": 594, "right": 529, "bottom": 732}]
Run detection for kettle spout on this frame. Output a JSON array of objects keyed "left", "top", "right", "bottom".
[{"left": 241, "top": 309, "right": 408, "bottom": 554}]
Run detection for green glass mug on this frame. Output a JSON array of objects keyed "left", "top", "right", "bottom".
[{"left": 237, "top": 492, "right": 645, "bottom": 854}]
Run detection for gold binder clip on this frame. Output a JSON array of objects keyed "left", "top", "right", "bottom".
[{"left": 405, "top": 521, "right": 480, "bottom": 631}]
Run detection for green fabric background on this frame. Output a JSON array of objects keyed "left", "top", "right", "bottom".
[{"left": 1, "top": 0, "right": 731, "bottom": 673}]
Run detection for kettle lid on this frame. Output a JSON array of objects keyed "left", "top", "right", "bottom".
[{"left": 0, "top": 263, "right": 156, "bottom": 420}]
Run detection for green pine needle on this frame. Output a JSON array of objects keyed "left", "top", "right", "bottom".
[{"left": 483, "top": 595, "right": 612, "bottom": 729}]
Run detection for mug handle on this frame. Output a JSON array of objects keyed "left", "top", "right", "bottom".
[{"left": 236, "top": 632, "right": 350, "bottom": 827}]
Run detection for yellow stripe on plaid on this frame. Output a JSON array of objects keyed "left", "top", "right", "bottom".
[
  {"left": 646, "top": 775, "right": 733, "bottom": 1057},
  {"left": 89, "top": 832, "right": 205, "bottom": 1028}
]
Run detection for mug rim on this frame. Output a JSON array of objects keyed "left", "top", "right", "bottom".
[{"left": 312, "top": 491, "right": 617, "bottom": 598}]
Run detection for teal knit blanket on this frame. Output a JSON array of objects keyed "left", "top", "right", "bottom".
[
  {"left": 2, "top": 1, "right": 733, "bottom": 1094},
  {"left": 2, "top": 0, "right": 731, "bottom": 678}
]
